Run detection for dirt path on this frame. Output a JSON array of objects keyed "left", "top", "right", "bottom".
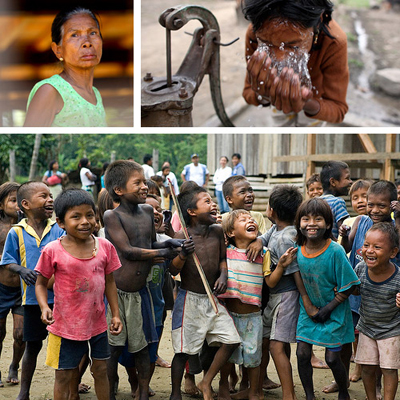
[
  {"left": 141, "top": 0, "right": 400, "bottom": 126},
  {"left": 0, "top": 311, "right": 368, "bottom": 400}
]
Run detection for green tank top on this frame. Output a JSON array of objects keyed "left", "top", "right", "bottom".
[{"left": 27, "top": 74, "right": 107, "bottom": 127}]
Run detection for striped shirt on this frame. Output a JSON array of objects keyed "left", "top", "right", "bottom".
[
  {"left": 320, "top": 194, "right": 349, "bottom": 239},
  {"left": 355, "top": 261, "right": 400, "bottom": 340},
  {"left": 218, "top": 245, "right": 270, "bottom": 307}
]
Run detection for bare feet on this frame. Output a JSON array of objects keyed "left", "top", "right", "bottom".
[
  {"left": 231, "top": 388, "right": 249, "bottom": 400},
  {"left": 262, "top": 377, "right": 280, "bottom": 390},
  {"left": 229, "top": 369, "right": 239, "bottom": 393},
  {"left": 78, "top": 383, "right": 91, "bottom": 393},
  {"left": 311, "top": 354, "right": 329, "bottom": 369},
  {"left": 349, "top": 364, "right": 362, "bottom": 382},
  {"left": 184, "top": 373, "right": 200, "bottom": 396},
  {"left": 198, "top": 379, "right": 214, "bottom": 400},
  {"left": 322, "top": 380, "right": 350, "bottom": 394},
  {"left": 156, "top": 356, "right": 171, "bottom": 368},
  {"left": 218, "top": 382, "right": 232, "bottom": 400}
]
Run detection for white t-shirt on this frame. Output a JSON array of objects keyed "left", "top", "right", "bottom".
[
  {"left": 142, "top": 164, "right": 155, "bottom": 180},
  {"left": 80, "top": 167, "right": 94, "bottom": 187},
  {"left": 182, "top": 163, "right": 209, "bottom": 186},
  {"left": 213, "top": 166, "right": 232, "bottom": 191},
  {"left": 156, "top": 171, "right": 180, "bottom": 195}
]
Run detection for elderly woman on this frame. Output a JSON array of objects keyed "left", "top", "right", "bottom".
[{"left": 24, "top": 7, "right": 106, "bottom": 127}]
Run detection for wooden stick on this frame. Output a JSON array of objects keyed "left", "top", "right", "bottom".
[{"left": 168, "top": 179, "right": 219, "bottom": 316}]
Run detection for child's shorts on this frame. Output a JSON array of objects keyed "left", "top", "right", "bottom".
[
  {"left": 23, "top": 304, "right": 52, "bottom": 342},
  {"left": 172, "top": 289, "right": 241, "bottom": 355},
  {"left": 107, "top": 289, "right": 147, "bottom": 353},
  {"left": 263, "top": 290, "right": 299, "bottom": 343},
  {"left": 355, "top": 332, "right": 400, "bottom": 369},
  {"left": 229, "top": 311, "right": 262, "bottom": 368},
  {"left": 0, "top": 282, "right": 23, "bottom": 319},
  {"left": 46, "top": 331, "right": 109, "bottom": 370}
]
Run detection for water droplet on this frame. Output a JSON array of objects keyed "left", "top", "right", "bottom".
[
  {"left": 279, "top": 42, "right": 285, "bottom": 51},
  {"left": 257, "top": 95, "right": 263, "bottom": 101},
  {"left": 260, "top": 81, "right": 264, "bottom": 85}
]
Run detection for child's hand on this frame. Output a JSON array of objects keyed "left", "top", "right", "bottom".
[
  {"left": 338, "top": 224, "right": 351, "bottom": 237},
  {"left": 181, "top": 238, "right": 195, "bottom": 257},
  {"left": 396, "top": 293, "right": 400, "bottom": 308},
  {"left": 20, "top": 269, "right": 38, "bottom": 286},
  {"left": 304, "top": 303, "right": 319, "bottom": 319},
  {"left": 246, "top": 238, "right": 263, "bottom": 262},
  {"left": 41, "top": 307, "right": 54, "bottom": 325},
  {"left": 277, "top": 247, "right": 297, "bottom": 269},
  {"left": 109, "top": 317, "right": 123, "bottom": 336},
  {"left": 166, "top": 239, "right": 185, "bottom": 248},
  {"left": 153, "top": 256, "right": 166, "bottom": 264},
  {"left": 391, "top": 201, "right": 400, "bottom": 213},
  {"left": 311, "top": 305, "right": 333, "bottom": 323},
  {"left": 213, "top": 273, "right": 227, "bottom": 295}
]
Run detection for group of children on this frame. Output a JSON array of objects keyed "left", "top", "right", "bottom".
[{"left": 0, "top": 159, "right": 399, "bottom": 400}]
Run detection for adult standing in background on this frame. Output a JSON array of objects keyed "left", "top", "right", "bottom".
[
  {"left": 42, "top": 160, "right": 67, "bottom": 199},
  {"left": 79, "top": 157, "right": 97, "bottom": 196},
  {"left": 181, "top": 154, "right": 209, "bottom": 187},
  {"left": 157, "top": 163, "right": 179, "bottom": 210},
  {"left": 232, "top": 153, "right": 246, "bottom": 176},
  {"left": 142, "top": 154, "right": 155, "bottom": 180},
  {"left": 24, "top": 7, "right": 107, "bottom": 127},
  {"left": 213, "top": 156, "right": 232, "bottom": 214}
]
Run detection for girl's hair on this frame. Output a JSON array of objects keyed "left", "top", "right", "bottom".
[
  {"left": 242, "top": 0, "right": 334, "bottom": 39},
  {"left": 295, "top": 197, "right": 334, "bottom": 245},
  {"left": 366, "top": 222, "right": 400, "bottom": 251},
  {"left": 48, "top": 160, "right": 58, "bottom": 171},
  {"left": 97, "top": 190, "right": 115, "bottom": 227},
  {"left": 101, "top": 162, "right": 109, "bottom": 176},
  {"left": 0, "top": 182, "right": 20, "bottom": 220},
  {"left": 51, "top": 7, "right": 102, "bottom": 45},
  {"left": 79, "top": 157, "right": 89, "bottom": 169},
  {"left": 349, "top": 179, "right": 372, "bottom": 198},
  {"left": 146, "top": 179, "right": 161, "bottom": 197}
]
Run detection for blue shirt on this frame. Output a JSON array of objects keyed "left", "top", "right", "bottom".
[
  {"left": 232, "top": 162, "right": 245, "bottom": 176},
  {"left": 320, "top": 194, "right": 349, "bottom": 239},
  {"left": 1, "top": 219, "right": 64, "bottom": 305}
]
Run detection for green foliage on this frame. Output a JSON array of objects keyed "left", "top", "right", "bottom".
[
  {"left": 349, "top": 58, "right": 364, "bottom": 68},
  {"left": 346, "top": 32, "right": 358, "bottom": 42}
]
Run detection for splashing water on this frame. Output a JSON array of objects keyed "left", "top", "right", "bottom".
[{"left": 256, "top": 38, "right": 312, "bottom": 90}]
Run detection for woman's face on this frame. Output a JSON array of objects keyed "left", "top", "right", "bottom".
[
  {"left": 53, "top": 162, "right": 59, "bottom": 171},
  {"left": 256, "top": 19, "right": 314, "bottom": 62},
  {"left": 53, "top": 13, "right": 102, "bottom": 69},
  {"left": 220, "top": 157, "right": 228, "bottom": 168}
]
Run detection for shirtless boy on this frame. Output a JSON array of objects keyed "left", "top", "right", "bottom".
[
  {"left": 104, "top": 160, "right": 182, "bottom": 400},
  {"left": 169, "top": 186, "right": 241, "bottom": 400},
  {"left": 0, "top": 182, "right": 24, "bottom": 387}
]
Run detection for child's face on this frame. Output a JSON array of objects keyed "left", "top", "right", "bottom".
[
  {"left": 230, "top": 213, "right": 258, "bottom": 243},
  {"left": 58, "top": 204, "right": 96, "bottom": 239},
  {"left": 23, "top": 183, "right": 53, "bottom": 220},
  {"left": 362, "top": 230, "right": 398, "bottom": 270},
  {"left": 117, "top": 171, "right": 148, "bottom": 204},
  {"left": 0, "top": 191, "right": 19, "bottom": 219},
  {"left": 367, "top": 192, "right": 392, "bottom": 223},
  {"left": 191, "top": 192, "right": 218, "bottom": 225},
  {"left": 397, "top": 185, "right": 400, "bottom": 201},
  {"left": 332, "top": 168, "right": 352, "bottom": 196},
  {"left": 232, "top": 156, "right": 240, "bottom": 167},
  {"left": 146, "top": 197, "right": 163, "bottom": 232},
  {"left": 226, "top": 180, "right": 254, "bottom": 211},
  {"left": 351, "top": 187, "right": 368, "bottom": 215},
  {"left": 93, "top": 211, "right": 101, "bottom": 236},
  {"left": 307, "top": 182, "right": 323, "bottom": 198},
  {"left": 299, "top": 213, "right": 329, "bottom": 242}
]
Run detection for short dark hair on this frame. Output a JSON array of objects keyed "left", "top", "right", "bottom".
[
  {"left": 143, "top": 154, "right": 152, "bottom": 164},
  {"left": 242, "top": 0, "right": 334, "bottom": 40},
  {"left": 306, "top": 173, "right": 321, "bottom": 189},
  {"left": 320, "top": 161, "right": 349, "bottom": 192},
  {"left": 54, "top": 189, "right": 95, "bottom": 223},
  {"left": 51, "top": 7, "right": 102, "bottom": 45},
  {"left": 177, "top": 186, "right": 207, "bottom": 225},
  {"left": 395, "top": 179, "right": 400, "bottom": 188},
  {"left": 295, "top": 197, "right": 334, "bottom": 246},
  {"left": 349, "top": 179, "right": 372, "bottom": 198},
  {"left": 79, "top": 157, "right": 90, "bottom": 169},
  {"left": 105, "top": 160, "right": 143, "bottom": 202},
  {"left": 368, "top": 180, "right": 397, "bottom": 203},
  {"left": 269, "top": 185, "right": 303, "bottom": 223},
  {"left": 232, "top": 153, "right": 241, "bottom": 160},
  {"left": 17, "top": 182, "right": 47, "bottom": 212},
  {"left": 0, "top": 182, "right": 20, "bottom": 219},
  {"left": 180, "top": 180, "right": 199, "bottom": 194},
  {"left": 367, "top": 222, "right": 399, "bottom": 251},
  {"left": 101, "top": 162, "right": 109, "bottom": 176},
  {"left": 223, "top": 175, "right": 247, "bottom": 198}
]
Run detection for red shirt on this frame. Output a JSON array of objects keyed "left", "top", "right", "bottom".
[{"left": 35, "top": 237, "right": 121, "bottom": 340}]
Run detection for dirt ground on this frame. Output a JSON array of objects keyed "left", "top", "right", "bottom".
[
  {"left": 141, "top": 0, "right": 400, "bottom": 126},
  {"left": 0, "top": 311, "right": 368, "bottom": 400}
]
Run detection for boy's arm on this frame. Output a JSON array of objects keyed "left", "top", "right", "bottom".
[
  {"left": 152, "top": 238, "right": 185, "bottom": 249},
  {"left": 104, "top": 273, "right": 122, "bottom": 336},
  {"left": 294, "top": 271, "right": 319, "bottom": 318},
  {"left": 169, "top": 237, "right": 195, "bottom": 276},
  {"left": 4, "top": 263, "right": 37, "bottom": 286},
  {"left": 213, "top": 230, "right": 228, "bottom": 294},
  {"left": 104, "top": 211, "right": 179, "bottom": 261},
  {"left": 265, "top": 247, "right": 297, "bottom": 288},
  {"left": 312, "top": 286, "right": 356, "bottom": 323},
  {"left": 339, "top": 216, "right": 361, "bottom": 253},
  {"left": 35, "top": 274, "right": 54, "bottom": 325}
]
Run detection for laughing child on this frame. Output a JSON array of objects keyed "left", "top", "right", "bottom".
[{"left": 35, "top": 189, "right": 122, "bottom": 400}]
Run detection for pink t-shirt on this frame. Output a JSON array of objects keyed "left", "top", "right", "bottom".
[{"left": 35, "top": 237, "right": 121, "bottom": 341}]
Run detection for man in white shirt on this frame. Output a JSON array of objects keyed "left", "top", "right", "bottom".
[
  {"left": 181, "top": 154, "right": 209, "bottom": 187},
  {"left": 142, "top": 154, "right": 155, "bottom": 180}
]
